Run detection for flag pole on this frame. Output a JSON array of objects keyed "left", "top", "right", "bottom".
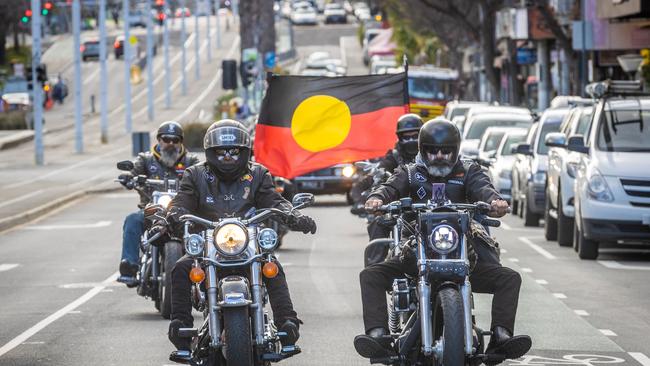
[{"left": 402, "top": 55, "right": 410, "bottom": 113}]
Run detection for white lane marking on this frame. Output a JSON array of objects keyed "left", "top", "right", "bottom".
[
  {"left": 500, "top": 222, "right": 512, "bottom": 230},
  {"left": 339, "top": 36, "right": 348, "bottom": 67},
  {"left": 599, "top": 329, "right": 617, "bottom": 337},
  {"left": 0, "top": 264, "right": 20, "bottom": 272},
  {"left": 82, "top": 67, "right": 101, "bottom": 86},
  {"left": 629, "top": 352, "right": 650, "bottom": 366},
  {"left": 25, "top": 220, "right": 112, "bottom": 230},
  {"left": 519, "top": 237, "right": 557, "bottom": 260},
  {"left": 59, "top": 281, "right": 121, "bottom": 289},
  {"left": 501, "top": 248, "right": 508, "bottom": 254},
  {"left": 536, "top": 279, "right": 548, "bottom": 285},
  {"left": 574, "top": 309, "right": 589, "bottom": 316},
  {"left": 0, "top": 190, "right": 45, "bottom": 209},
  {"left": 68, "top": 310, "right": 82, "bottom": 314},
  {"left": 598, "top": 260, "right": 650, "bottom": 271},
  {"left": 521, "top": 268, "right": 532, "bottom": 273},
  {"left": 508, "top": 258, "right": 519, "bottom": 263},
  {"left": 98, "top": 193, "right": 134, "bottom": 199},
  {"left": 553, "top": 293, "right": 567, "bottom": 299},
  {"left": 21, "top": 342, "right": 44, "bottom": 345},
  {"left": 0, "top": 271, "right": 118, "bottom": 357}
]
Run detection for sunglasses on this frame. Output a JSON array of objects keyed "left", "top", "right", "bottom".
[
  {"left": 214, "top": 148, "right": 241, "bottom": 157},
  {"left": 161, "top": 136, "right": 181, "bottom": 144},
  {"left": 425, "top": 147, "right": 455, "bottom": 155}
]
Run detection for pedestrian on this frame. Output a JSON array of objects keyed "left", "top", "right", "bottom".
[{"left": 112, "top": 6, "right": 119, "bottom": 27}]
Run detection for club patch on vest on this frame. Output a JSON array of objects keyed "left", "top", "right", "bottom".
[
  {"left": 204, "top": 170, "right": 215, "bottom": 183},
  {"left": 206, "top": 195, "right": 214, "bottom": 203},
  {"left": 415, "top": 172, "right": 426, "bottom": 182},
  {"left": 148, "top": 165, "right": 157, "bottom": 173},
  {"left": 448, "top": 179, "right": 464, "bottom": 185},
  {"left": 241, "top": 173, "right": 253, "bottom": 182},
  {"left": 417, "top": 186, "right": 427, "bottom": 199},
  {"left": 243, "top": 186, "right": 250, "bottom": 199}
]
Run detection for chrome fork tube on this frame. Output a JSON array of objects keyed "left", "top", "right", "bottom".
[
  {"left": 206, "top": 264, "right": 221, "bottom": 347},
  {"left": 250, "top": 261, "right": 265, "bottom": 345},
  {"left": 417, "top": 237, "right": 434, "bottom": 356},
  {"left": 459, "top": 235, "right": 474, "bottom": 355}
]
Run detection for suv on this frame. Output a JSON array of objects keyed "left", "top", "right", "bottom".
[
  {"left": 511, "top": 108, "right": 568, "bottom": 226},
  {"left": 293, "top": 164, "right": 357, "bottom": 203},
  {"left": 544, "top": 105, "right": 594, "bottom": 245},
  {"left": 568, "top": 81, "right": 650, "bottom": 259}
]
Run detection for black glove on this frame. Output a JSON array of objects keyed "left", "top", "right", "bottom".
[
  {"left": 118, "top": 174, "right": 134, "bottom": 189},
  {"left": 287, "top": 214, "right": 317, "bottom": 234}
]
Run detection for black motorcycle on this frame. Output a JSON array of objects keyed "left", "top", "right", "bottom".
[
  {"left": 116, "top": 160, "right": 184, "bottom": 319},
  {"left": 369, "top": 194, "right": 505, "bottom": 366}
]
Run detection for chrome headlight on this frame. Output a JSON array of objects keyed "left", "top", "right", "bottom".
[
  {"left": 185, "top": 234, "right": 205, "bottom": 257},
  {"left": 258, "top": 228, "right": 279, "bottom": 252},
  {"left": 158, "top": 194, "right": 173, "bottom": 208},
  {"left": 429, "top": 225, "right": 459, "bottom": 254},
  {"left": 214, "top": 223, "right": 249, "bottom": 256}
]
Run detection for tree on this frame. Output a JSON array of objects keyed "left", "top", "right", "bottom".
[
  {"left": 0, "top": 0, "right": 24, "bottom": 66},
  {"left": 239, "top": 0, "right": 275, "bottom": 58}
]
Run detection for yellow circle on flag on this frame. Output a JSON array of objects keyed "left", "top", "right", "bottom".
[{"left": 291, "top": 95, "right": 351, "bottom": 152}]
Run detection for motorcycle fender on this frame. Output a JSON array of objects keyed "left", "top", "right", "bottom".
[{"left": 217, "top": 276, "right": 252, "bottom": 308}]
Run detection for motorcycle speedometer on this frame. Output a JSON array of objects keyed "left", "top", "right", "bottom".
[
  {"left": 428, "top": 224, "right": 459, "bottom": 254},
  {"left": 185, "top": 234, "right": 205, "bottom": 257},
  {"left": 258, "top": 228, "right": 279, "bottom": 252}
]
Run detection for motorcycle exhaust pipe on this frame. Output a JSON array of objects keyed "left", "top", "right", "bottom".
[{"left": 206, "top": 265, "right": 222, "bottom": 348}]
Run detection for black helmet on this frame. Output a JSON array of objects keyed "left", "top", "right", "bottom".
[
  {"left": 396, "top": 113, "right": 423, "bottom": 135},
  {"left": 157, "top": 121, "right": 184, "bottom": 140},
  {"left": 419, "top": 118, "right": 461, "bottom": 177},
  {"left": 396, "top": 114, "right": 423, "bottom": 158},
  {"left": 204, "top": 119, "right": 252, "bottom": 181}
]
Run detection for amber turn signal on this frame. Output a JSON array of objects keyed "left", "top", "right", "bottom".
[
  {"left": 262, "top": 261, "right": 279, "bottom": 279},
  {"left": 189, "top": 267, "right": 205, "bottom": 283}
]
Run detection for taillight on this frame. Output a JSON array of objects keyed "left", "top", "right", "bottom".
[{"left": 80, "top": 45, "right": 85, "bottom": 52}]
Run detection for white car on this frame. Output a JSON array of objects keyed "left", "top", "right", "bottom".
[
  {"left": 369, "top": 55, "right": 396, "bottom": 75},
  {"left": 291, "top": 6, "right": 318, "bottom": 25},
  {"left": 324, "top": 3, "right": 347, "bottom": 23},
  {"left": 486, "top": 130, "right": 528, "bottom": 202},
  {"left": 460, "top": 112, "right": 534, "bottom": 159},
  {"left": 477, "top": 127, "right": 526, "bottom": 163},
  {"left": 569, "top": 82, "right": 650, "bottom": 259},
  {"left": 544, "top": 105, "right": 593, "bottom": 246}
]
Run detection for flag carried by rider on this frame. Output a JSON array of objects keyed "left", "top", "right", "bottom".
[{"left": 254, "top": 73, "right": 409, "bottom": 179}]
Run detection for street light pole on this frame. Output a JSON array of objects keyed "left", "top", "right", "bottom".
[
  {"left": 146, "top": 0, "right": 154, "bottom": 121},
  {"left": 181, "top": 0, "right": 187, "bottom": 96},
  {"left": 214, "top": 0, "right": 221, "bottom": 48},
  {"left": 206, "top": 1, "right": 212, "bottom": 62},
  {"left": 194, "top": 0, "right": 200, "bottom": 80},
  {"left": 99, "top": 0, "right": 108, "bottom": 143},
  {"left": 163, "top": 0, "right": 171, "bottom": 108},
  {"left": 31, "top": 0, "right": 44, "bottom": 165},
  {"left": 72, "top": 0, "right": 83, "bottom": 153},
  {"left": 124, "top": 0, "right": 132, "bottom": 133}
]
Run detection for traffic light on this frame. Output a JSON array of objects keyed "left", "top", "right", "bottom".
[
  {"left": 21, "top": 9, "right": 32, "bottom": 23},
  {"left": 42, "top": 2, "right": 53, "bottom": 15},
  {"left": 36, "top": 64, "right": 47, "bottom": 84},
  {"left": 222, "top": 60, "right": 238, "bottom": 90}
]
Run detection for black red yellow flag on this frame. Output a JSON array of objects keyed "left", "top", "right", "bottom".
[{"left": 254, "top": 73, "right": 409, "bottom": 178}]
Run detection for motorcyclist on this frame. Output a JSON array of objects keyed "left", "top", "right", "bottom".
[
  {"left": 117, "top": 121, "right": 200, "bottom": 286},
  {"left": 163, "top": 120, "right": 317, "bottom": 361},
  {"left": 354, "top": 118, "right": 532, "bottom": 361},
  {"left": 350, "top": 113, "right": 423, "bottom": 240}
]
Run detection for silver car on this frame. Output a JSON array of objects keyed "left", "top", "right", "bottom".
[{"left": 485, "top": 130, "right": 528, "bottom": 202}]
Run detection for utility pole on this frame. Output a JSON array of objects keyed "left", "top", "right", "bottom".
[
  {"left": 214, "top": 0, "right": 221, "bottom": 48},
  {"left": 124, "top": 0, "right": 132, "bottom": 133},
  {"left": 99, "top": 0, "right": 108, "bottom": 143},
  {"left": 537, "top": 40, "right": 550, "bottom": 111},
  {"left": 206, "top": 0, "right": 212, "bottom": 61},
  {"left": 194, "top": 0, "right": 200, "bottom": 80},
  {"left": 146, "top": 0, "right": 154, "bottom": 121},
  {"left": 31, "top": 0, "right": 44, "bottom": 165},
  {"left": 180, "top": 0, "right": 187, "bottom": 96},
  {"left": 72, "top": 0, "right": 83, "bottom": 153},
  {"left": 163, "top": 0, "right": 171, "bottom": 108}
]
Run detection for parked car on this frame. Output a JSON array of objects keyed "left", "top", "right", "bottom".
[
  {"left": 362, "top": 28, "right": 382, "bottom": 66},
  {"left": 174, "top": 7, "right": 191, "bottom": 18},
  {"left": 443, "top": 101, "right": 489, "bottom": 134},
  {"left": 81, "top": 40, "right": 100, "bottom": 61},
  {"left": 477, "top": 126, "right": 526, "bottom": 164},
  {"left": 324, "top": 3, "right": 347, "bottom": 23},
  {"left": 569, "top": 81, "right": 650, "bottom": 259},
  {"left": 484, "top": 130, "right": 528, "bottom": 203},
  {"left": 460, "top": 112, "right": 533, "bottom": 160},
  {"left": 461, "top": 105, "right": 531, "bottom": 136},
  {"left": 294, "top": 164, "right": 357, "bottom": 203},
  {"left": 544, "top": 105, "right": 594, "bottom": 245},
  {"left": 368, "top": 55, "right": 396, "bottom": 75},
  {"left": 291, "top": 5, "right": 318, "bottom": 25},
  {"left": 127, "top": 9, "right": 147, "bottom": 27},
  {"left": 511, "top": 108, "right": 568, "bottom": 226}
]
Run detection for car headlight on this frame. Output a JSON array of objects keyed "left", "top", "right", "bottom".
[
  {"left": 565, "top": 162, "right": 578, "bottom": 178},
  {"left": 533, "top": 172, "right": 546, "bottom": 185},
  {"left": 429, "top": 225, "right": 459, "bottom": 254},
  {"left": 214, "top": 223, "right": 248, "bottom": 256},
  {"left": 498, "top": 169, "right": 512, "bottom": 179},
  {"left": 342, "top": 165, "right": 355, "bottom": 178},
  {"left": 185, "top": 234, "right": 205, "bottom": 257},
  {"left": 158, "top": 194, "right": 173, "bottom": 208},
  {"left": 587, "top": 169, "right": 614, "bottom": 202},
  {"left": 258, "top": 228, "right": 279, "bottom": 252}
]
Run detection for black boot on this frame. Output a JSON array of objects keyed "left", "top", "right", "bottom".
[
  {"left": 117, "top": 260, "right": 138, "bottom": 287},
  {"left": 485, "top": 326, "right": 532, "bottom": 361},
  {"left": 168, "top": 319, "right": 192, "bottom": 350},
  {"left": 353, "top": 327, "right": 395, "bottom": 359},
  {"left": 278, "top": 319, "right": 300, "bottom": 347}
]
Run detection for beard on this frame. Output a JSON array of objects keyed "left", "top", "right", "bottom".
[
  {"left": 427, "top": 162, "right": 453, "bottom": 177},
  {"left": 160, "top": 145, "right": 181, "bottom": 168}
]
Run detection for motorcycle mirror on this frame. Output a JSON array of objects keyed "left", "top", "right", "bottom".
[
  {"left": 292, "top": 193, "right": 315, "bottom": 209},
  {"left": 117, "top": 160, "right": 134, "bottom": 171},
  {"left": 354, "top": 161, "right": 370, "bottom": 170}
]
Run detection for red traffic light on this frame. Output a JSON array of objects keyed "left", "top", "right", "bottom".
[
  {"left": 25, "top": 9, "right": 33, "bottom": 17},
  {"left": 44, "top": 2, "right": 53, "bottom": 10}
]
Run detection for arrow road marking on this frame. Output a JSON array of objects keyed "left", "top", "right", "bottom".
[
  {"left": 598, "top": 260, "right": 650, "bottom": 271},
  {"left": 599, "top": 329, "right": 617, "bottom": 337},
  {"left": 0, "top": 264, "right": 20, "bottom": 272},
  {"left": 24, "top": 220, "right": 112, "bottom": 230},
  {"left": 629, "top": 352, "right": 650, "bottom": 366}
]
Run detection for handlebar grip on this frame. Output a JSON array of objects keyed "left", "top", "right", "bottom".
[{"left": 480, "top": 217, "right": 501, "bottom": 228}]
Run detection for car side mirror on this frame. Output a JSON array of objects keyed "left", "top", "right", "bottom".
[
  {"left": 566, "top": 135, "right": 589, "bottom": 154},
  {"left": 545, "top": 132, "right": 567, "bottom": 148},
  {"left": 514, "top": 143, "right": 533, "bottom": 156},
  {"left": 117, "top": 160, "right": 134, "bottom": 171},
  {"left": 292, "top": 192, "right": 315, "bottom": 209}
]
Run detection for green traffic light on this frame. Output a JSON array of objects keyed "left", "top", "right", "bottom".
[
  {"left": 41, "top": 9, "right": 48, "bottom": 15},
  {"left": 21, "top": 16, "right": 29, "bottom": 23}
]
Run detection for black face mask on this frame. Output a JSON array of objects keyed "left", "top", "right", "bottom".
[
  {"left": 399, "top": 140, "right": 419, "bottom": 157},
  {"left": 205, "top": 148, "right": 251, "bottom": 181}
]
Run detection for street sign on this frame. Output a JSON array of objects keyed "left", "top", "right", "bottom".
[
  {"left": 129, "top": 35, "right": 138, "bottom": 45},
  {"left": 242, "top": 47, "right": 258, "bottom": 62},
  {"left": 264, "top": 51, "right": 276, "bottom": 69}
]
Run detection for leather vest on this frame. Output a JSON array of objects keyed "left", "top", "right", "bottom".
[{"left": 404, "top": 160, "right": 472, "bottom": 204}]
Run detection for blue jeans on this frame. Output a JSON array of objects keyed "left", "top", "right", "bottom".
[{"left": 121, "top": 210, "right": 144, "bottom": 265}]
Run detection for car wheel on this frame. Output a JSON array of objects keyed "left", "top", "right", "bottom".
[
  {"left": 557, "top": 188, "right": 574, "bottom": 247},
  {"left": 346, "top": 190, "right": 354, "bottom": 205},
  {"left": 575, "top": 217, "right": 598, "bottom": 260},
  {"left": 523, "top": 192, "right": 540, "bottom": 227},
  {"left": 544, "top": 195, "right": 558, "bottom": 241}
]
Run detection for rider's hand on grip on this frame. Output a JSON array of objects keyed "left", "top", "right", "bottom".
[
  {"left": 364, "top": 197, "right": 383, "bottom": 213},
  {"left": 118, "top": 174, "right": 134, "bottom": 189},
  {"left": 288, "top": 214, "right": 317, "bottom": 234},
  {"left": 489, "top": 199, "right": 509, "bottom": 218}
]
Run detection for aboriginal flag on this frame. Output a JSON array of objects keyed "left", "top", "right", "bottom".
[{"left": 255, "top": 73, "right": 409, "bottom": 179}]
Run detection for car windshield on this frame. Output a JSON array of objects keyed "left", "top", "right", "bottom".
[
  {"left": 481, "top": 131, "right": 505, "bottom": 153},
  {"left": 84, "top": 42, "right": 99, "bottom": 50},
  {"left": 597, "top": 103, "right": 650, "bottom": 152},
  {"left": 2, "top": 79, "right": 29, "bottom": 94},
  {"left": 536, "top": 121, "right": 562, "bottom": 154},
  {"left": 450, "top": 107, "right": 469, "bottom": 119},
  {"left": 501, "top": 134, "right": 526, "bottom": 156},
  {"left": 465, "top": 118, "right": 531, "bottom": 140},
  {"left": 408, "top": 77, "right": 451, "bottom": 101}
]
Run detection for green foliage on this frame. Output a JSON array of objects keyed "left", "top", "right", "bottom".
[
  {"left": 183, "top": 121, "right": 211, "bottom": 151},
  {"left": 357, "top": 23, "right": 365, "bottom": 46},
  {"left": 0, "top": 46, "right": 31, "bottom": 75},
  {"left": 386, "top": 8, "right": 443, "bottom": 66},
  {"left": 0, "top": 111, "right": 28, "bottom": 130}
]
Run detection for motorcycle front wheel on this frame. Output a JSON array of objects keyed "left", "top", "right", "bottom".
[
  {"left": 432, "top": 287, "right": 465, "bottom": 366},
  {"left": 160, "top": 241, "right": 183, "bottom": 319},
  {"left": 222, "top": 307, "right": 254, "bottom": 366}
]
